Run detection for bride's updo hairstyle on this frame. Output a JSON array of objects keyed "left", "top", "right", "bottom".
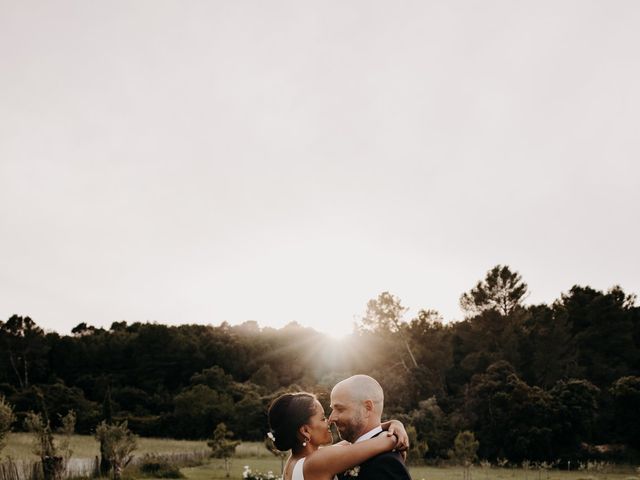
[{"left": 268, "top": 392, "right": 316, "bottom": 451}]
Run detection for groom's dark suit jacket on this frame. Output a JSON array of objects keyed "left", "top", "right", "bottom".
[{"left": 344, "top": 431, "right": 412, "bottom": 480}]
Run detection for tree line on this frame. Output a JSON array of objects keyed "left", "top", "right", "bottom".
[{"left": 1, "top": 265, "right": 639, "bottom": 464}]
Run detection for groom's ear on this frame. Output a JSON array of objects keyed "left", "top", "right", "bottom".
[{"left": 363, "top": 399, "right": 374, "bottom": 415}]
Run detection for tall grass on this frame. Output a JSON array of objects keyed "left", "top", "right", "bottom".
[
  {"left": 0, "top": 459, "right": 20, "bottom": 480},
  {"left": 1, "top": 433, "right": 210, "bottom": 480},
  {"left": 234, "top": 443, "right": 278, "bottom": 459},
  {"left": 2, "top": 434, "right": 208, "bottom": 461},
  {"left": 0, "top": 458, "right": 44, "bottom": 480}
]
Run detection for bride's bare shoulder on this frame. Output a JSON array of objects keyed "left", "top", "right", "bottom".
[
  {"left": 316, "top": 442, "right": 348, "bottom": 451},
  {"left": 283, "top": 457, "right": 300, "bottom": 480}
]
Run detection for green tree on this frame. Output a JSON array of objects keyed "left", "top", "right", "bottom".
[
  {"left": 249, "top": 364, "right": 279, "bottom": 391},
  {"left": 57, "top": 410, "right": 76, "bottom": 466},
  {"left": 460, "top": 265, "right": 528, "bottom": 317},
  {"left": 95, "top": 420, "right": 138, "bottom": 480},
  {"left": 207, "top": 423, "right": 240, "bottom": 477},
  {"left": 361, "top": 292, "right": 418, "bottom": 368},
  {"left": 25, "top": 411, "right": 61, "bottom": 480},
  {"left": 0, "top": 395, "right": 15, "bottom": 455},
  {"left": 405, "top": 310, "right": 452, "bottom": 400},
  {"left": 190, "top": 366, "right": 233, "bottom": 390},
  {"left": 559, "top": 286, "right": 638, "bottom": 386},
  {"left": 103, "top": 386, "right": 114, "bottom": 424},
  {"left": 406, "top": 425, "right": 429, "bottom": 462},
  {"left": 172, "top": 385, "right": 234, "bottom": 439},
  {"left": 230, "top": 387, "right": 265, "bottom": 440},
  {"left": 610, "top": 376, "right": 640, "bottom": 448},
  {"left": 405, "top": 397, "right": 451, "bottom": 460},
  {"left": 466, "top": 361, "right": 557, "bottom": 462},
  {"left": 24, "top": 409, "right": 75, "bottom": 480},
  {"left": 98, "top": 398, "right": 114, "bottom": 478},
  {"left": 0, "top": 315, "right": 48, "bottom": 388},
  {"left": 520, "top": 305, "right": 576, "bottom": 388},
  {"left": 550, "top": 379, "right": 599, "bottom": 454},
  {"left": 451, "top": 431, "right": 479, "bottom": 480},
  {"left": 31, "top": 382, "right": 100, "bottom": 433},
  {"left": 71, "top": 322, "right": 97, "bottom": 336}
]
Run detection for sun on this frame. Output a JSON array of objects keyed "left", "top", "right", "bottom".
[
  {"left": 313, "top": 318, "right": 357, "bottom": 341},
  {"left": 324, "top": 330, "right": 349, "bottom": 341}
]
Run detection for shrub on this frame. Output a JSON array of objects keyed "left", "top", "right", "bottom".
[
  {"left": 0, "top": 396, "right": 15, "bottom": 454},
  {"left": 208, "top": 423, "right": 240, "bottom": 478},
  {"left": 138, "top": 455, "right": 184, "bottom": 479},
  {"left": 95, "top": 421, "right": 137, "bottom": 480}
]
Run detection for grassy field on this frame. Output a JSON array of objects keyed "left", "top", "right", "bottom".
[
  {"left": 2, "top": 433, "right": 208, "bottom": 460},
  {"left": 186, "top": 458, "right": 640, "bottom": 480},
  {"left": 185, "top": 443, "right": 639, "bottom": 480},
  {"left": 3, "top": 436, "right": 638, "bottom": 480},
  {"left": 184, "top": 443, "right": 639, "bottom": 480}
]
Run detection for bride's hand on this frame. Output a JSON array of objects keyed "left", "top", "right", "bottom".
[{"left": 382, "top": 420, "right": 410, "bottom": 452}]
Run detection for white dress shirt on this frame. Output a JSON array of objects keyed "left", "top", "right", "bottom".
[{"left": 354, "top": 425, "right": 383, "bottom": 443}]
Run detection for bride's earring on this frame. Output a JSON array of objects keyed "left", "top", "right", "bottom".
[{"left": 302, "top": 436, "right": 309, "bottom": 447}]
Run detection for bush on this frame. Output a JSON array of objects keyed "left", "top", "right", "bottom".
[
  {"left": 95, "top": 420, "right": 137, "bottom": 480},
  {"left": 0, "top": 396, "right": 15, "bottom": 454},
  {"left": 138, "top": 456, "right": 184, "bottom": 479}
]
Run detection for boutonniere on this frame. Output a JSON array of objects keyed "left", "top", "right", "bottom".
[{"left": 344, "top": 466, "right": 360, "bottom": 478}]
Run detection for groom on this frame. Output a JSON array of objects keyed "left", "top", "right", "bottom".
[{"left": 329, "top": 375, "right": 412, "bottom": 480}]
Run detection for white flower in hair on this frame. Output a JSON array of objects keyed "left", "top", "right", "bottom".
[{"left": 267, "top": 431, "right": 276, "bottom": 442}]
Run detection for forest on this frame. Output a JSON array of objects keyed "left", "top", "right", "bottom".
[{"left": 1, "top": 265, "right": 639, "bottom": 464}]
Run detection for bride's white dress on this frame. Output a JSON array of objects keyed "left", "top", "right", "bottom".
[
  {"left": 291, "top": 458, "right": 338, "bottom": 480},
  {"left": 292, "top": 458, "right": 306, "bottom": 480}
]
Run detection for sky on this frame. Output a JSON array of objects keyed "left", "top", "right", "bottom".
[{"left": 1, "top": 1, "right": 639, "bottom": 338}]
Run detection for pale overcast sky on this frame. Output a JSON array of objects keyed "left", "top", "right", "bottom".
[{"left": 1, "top": 1, "right": 639, "bottom": 337}]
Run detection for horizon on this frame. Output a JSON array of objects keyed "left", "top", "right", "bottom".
[{"left": 7, "top": 273, "right": 637, "bottom": 339}]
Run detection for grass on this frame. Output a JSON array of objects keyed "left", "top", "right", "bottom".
[
  {"left": 234, "top": 444, "right": 280, "bottom": 459},
  {"left": 184, "top": 459, "right": 640, "bottom": 480},
  {"left": 182, "top": 444, "right": 640, "bottom": 480},
  {"left": 3, "top": 437, "right": 638, "bottom": 480},
  {"left": 183, "top": 458, "right": 282, "bottom": 480},
  {"left": 2, "top": 433, "right": 208, "bottom": 460},
  {"left": 405, "top": 466, "right": 639, "bottom": 480}
]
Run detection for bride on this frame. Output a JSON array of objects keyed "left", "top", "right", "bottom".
[{"left": 267, "top": 392, "right": 409, "bottom": 480}]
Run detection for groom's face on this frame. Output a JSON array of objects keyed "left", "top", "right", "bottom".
[{"left": 329, "top": 388, "right": 366, "bottom": 443}]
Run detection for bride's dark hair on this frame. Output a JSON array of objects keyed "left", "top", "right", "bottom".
[{"left": 267, "top": 392, "right": 317, "bottom": 451}]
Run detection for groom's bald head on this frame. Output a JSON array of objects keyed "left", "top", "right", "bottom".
[
  {"left": 334, "top": 375, "right": 384, "bottom": 413},
  {"left": 329, "top": 375, "right": 384, "bottom": 442}
]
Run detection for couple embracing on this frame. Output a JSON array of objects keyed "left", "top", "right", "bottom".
[{"left": 268, "top": 375, "right": 413, "bottom": 480}]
